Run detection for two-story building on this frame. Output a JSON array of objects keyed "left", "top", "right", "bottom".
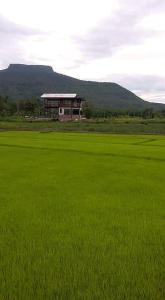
[{"left": 41, "top": 93, "right": 85, "bottom": 121}]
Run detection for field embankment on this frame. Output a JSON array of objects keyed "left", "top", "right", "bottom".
[{"left": 0, "top": 117, "right": 165, "bottom": 134}]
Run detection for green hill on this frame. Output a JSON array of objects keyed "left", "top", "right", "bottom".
[{"left": 0, "top": 64, "right": 164, "bottom": 111}]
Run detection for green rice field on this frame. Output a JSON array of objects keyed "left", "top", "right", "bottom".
[{"left": 0, "top": 131, "right": 164, "bottom": 299}]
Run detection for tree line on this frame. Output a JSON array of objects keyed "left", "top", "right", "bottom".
[
  {"left": 84, "top": 103, "right": 165, "bottom": 119},
  {"left": 0, "top": 95, "right": 165, "bottom": 119},
  {"left": 0, "top": 96, "right": 43, "bottom": 116}
]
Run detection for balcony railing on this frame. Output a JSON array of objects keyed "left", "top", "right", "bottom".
[{"left": 44, "top": 103, "right": 81, "bottom": 108}]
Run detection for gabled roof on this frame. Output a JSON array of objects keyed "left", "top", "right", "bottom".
[{"left": 41, "top": 93, "right": 77, "bottom": 99}]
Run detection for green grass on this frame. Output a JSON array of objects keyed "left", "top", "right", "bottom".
[
  {"left": 0, "top": 131, "right": 164, "bottom": 300},
  {"left": 0, "top": 117, "right": 165, "bottom": 134}
]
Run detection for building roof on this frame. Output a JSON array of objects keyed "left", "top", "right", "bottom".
[{"left": 41, "top": 93, "right": 77, "bottom": 99}]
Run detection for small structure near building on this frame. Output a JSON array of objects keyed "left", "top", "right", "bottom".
[{"left": 41, "top": 93, "right": 86, "bottom": 121}]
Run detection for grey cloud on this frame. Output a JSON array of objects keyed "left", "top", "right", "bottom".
[
  {"left": 108, "top": 74, "right": 165, "bottom": 91},
  {"left": 0, "top": 14, "right": 46, "bottom": 68},
  {"left": 0, "top": 14, "right": 40, "bottom": 36},
  {"left": 74, "top": 0, "right": 165, "bottom": 60},
  {"left": 102, "top": 73, "right": 165, "bottom": 103}
]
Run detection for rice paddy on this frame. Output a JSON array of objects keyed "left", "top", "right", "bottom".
[{"left": 0, "top": 131, "right": 164, "bottom": 299}]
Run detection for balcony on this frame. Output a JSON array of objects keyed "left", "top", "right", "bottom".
[{"left": 44, "top": 101, "right": 81, "bottom": 109}]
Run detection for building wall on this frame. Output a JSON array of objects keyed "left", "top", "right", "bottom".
[
  {"left": 59, "top": 114, "right": 82, "bottom": 122},
  {"left": 43, "top": 98, "right": 85, "bottom": 121}
]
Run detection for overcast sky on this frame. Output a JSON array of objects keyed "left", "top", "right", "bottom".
[{"left": 0, "top": 0, "right": 165, "bottom": 103}]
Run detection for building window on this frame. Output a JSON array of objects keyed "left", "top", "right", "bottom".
[
  {"left": 73, "top": 109, "right": 80, "bottom": 115},
  {"left": 47, "top": 100, "right": 58, "bottom": 107},
  {"left": 63, "top": 100, "right": 72, "bottom": 105},
  {"left": 64, "top": 109, "right": 72, "bottom": 115}
]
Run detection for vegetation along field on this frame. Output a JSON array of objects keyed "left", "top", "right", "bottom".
[
  {"left": 0, "top": 131, "right": 164, "bottom": 300},
  {"left": 1, "top": 117, "right": 165, "bottom": 134}
]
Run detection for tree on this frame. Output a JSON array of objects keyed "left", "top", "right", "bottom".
[{"left": 83, "top": 101, "right": 93, "bottom": 119}]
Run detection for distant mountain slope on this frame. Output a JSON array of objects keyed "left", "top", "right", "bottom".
[{"left": 0, "top": 64, "right": 164, "bottom": 110}]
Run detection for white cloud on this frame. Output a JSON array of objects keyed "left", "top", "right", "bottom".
[{"left": 0, "top": 0, "right": 165, "bottom": 103}]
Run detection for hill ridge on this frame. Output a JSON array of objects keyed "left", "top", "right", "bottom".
[{"left": 0, "top": 64, "right": 164, "bottom": 111}]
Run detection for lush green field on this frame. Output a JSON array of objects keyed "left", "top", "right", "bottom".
[
  {"left": 0, "top": 132, "right": 164, "bottom": 300},
  {"left": 0, "top": 117, "right": 165, "bottom": 134}
]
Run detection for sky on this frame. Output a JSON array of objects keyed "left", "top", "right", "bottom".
[{"left": 0, "top": 0, "right": 165, "bottom": 103}]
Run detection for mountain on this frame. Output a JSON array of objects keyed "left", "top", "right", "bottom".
[{"left": 0, "top": 64, "right": 164, "bottom": 111}]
